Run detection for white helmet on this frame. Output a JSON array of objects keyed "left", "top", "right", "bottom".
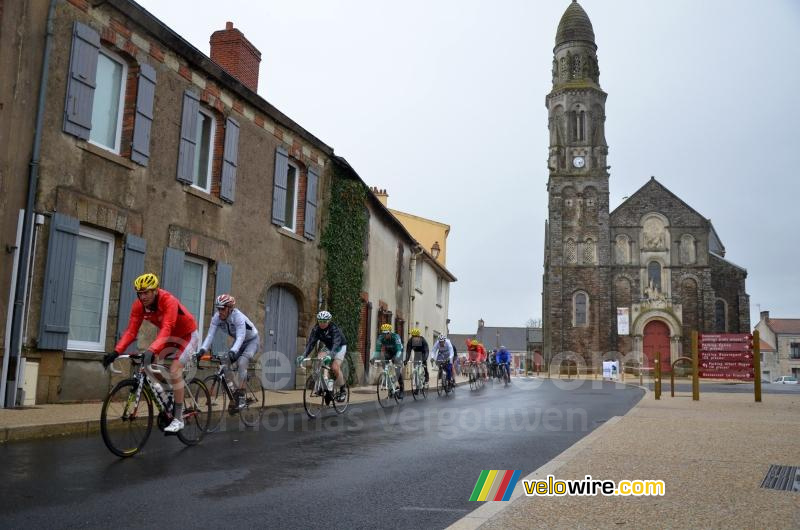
[
  {"left": 438, "top": 335, "right": 447, "bottom": 342},
  {"left": 316, "top": 310, "right": 332, "bottom": 322}
]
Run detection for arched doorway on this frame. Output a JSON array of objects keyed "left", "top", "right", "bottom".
[
  {"left": 643, "top": 320, "right": 671, "bottom": 373},
  {"left": 264, "top": 286, "right": 299, "bottom": 390}
]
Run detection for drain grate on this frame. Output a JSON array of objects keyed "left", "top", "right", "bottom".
[{"left": 760, "top": 465, "right": 800, "bottom": 492}]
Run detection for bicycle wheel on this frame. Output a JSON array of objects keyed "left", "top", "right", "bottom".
[
  {"left": 469, "top": 367, "right": 477, "bottom": 391},
  {"left": 240, "top": 372, "right": 266, "bottom": 427},
  {"left": 202, "top": 375, "right": 226, "bottom": 432},
  {"left": 333, "top": 382, "right": 350, "bottom": 414},
  {"left": 437, "top": 372, "right": 444, "bottom": 396},
  {"left": 420, "top": 369, "right": 428, "bottom": 399},
  {"left": 377, "top": 373, "right": 392, "bottom": 408},
  {"left": 178, "top": 378, "right": 210, "bottom": 446},
  {"left": 303, "top": 375, "right": 324, "bottom": 419},
  {"left": 411, "top": 371, "right": 420, "bottom": 400},
  {"left": 101, "top": 379, "right": 153, "bottom": 458}
]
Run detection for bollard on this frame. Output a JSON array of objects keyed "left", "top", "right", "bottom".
[{"left": 654, "top": 355, "right": 661, "bottom": 400}]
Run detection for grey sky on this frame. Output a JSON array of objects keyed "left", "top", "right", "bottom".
[{"left": 136, "top": 0, "right": 800, "bottom": 334}]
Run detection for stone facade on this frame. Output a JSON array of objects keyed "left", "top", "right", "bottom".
[{"left": 542, "top": 2, "right": 749, "bottom": 370}]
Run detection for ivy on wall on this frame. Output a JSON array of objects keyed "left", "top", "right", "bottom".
[{"left": 320, "top": 164, "right": 368, "bottom": 384}]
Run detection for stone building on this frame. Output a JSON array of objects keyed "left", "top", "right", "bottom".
[
  {"left": 1, "top": 0, "right": 339, "bottom": 403},
  {"left": 754, "top": 312, "right": 800, "bottom": 381},
  {"left": 541, "top": 1, "right": 750, "bottom": 372}
]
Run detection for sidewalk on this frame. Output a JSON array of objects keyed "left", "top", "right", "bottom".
[
  {"left": 451, "top": 391, "right": 800, "bottom": 529},
  {"left": 0, "top": 372, "right": 471, "bottom": 443}
]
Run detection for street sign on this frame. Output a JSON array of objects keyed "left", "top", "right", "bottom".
[
  {"left": 699, "top": 371, "right": 754, "bottom": 380},
  {"left": 698, "top": 333, "right": 754, "bottom": 381},
  {"left": 699, "top": 333, "right": 752, "bottom": 343},
  {"left": 698, "top": 353, "right": 753, "bottom": 363},
  {"left": 699, "top": 342, "right": 753, "bottom": 352}
]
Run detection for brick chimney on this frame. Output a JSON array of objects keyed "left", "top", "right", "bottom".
[
  {"left": 760, "top": 310, "right": 769, "bottom": 322},
  {"left": 371, "top": 187, "right": 389, "bottom": 207},
  {"left": 210, "top": 22, "right": 261, "bottom": 92}
]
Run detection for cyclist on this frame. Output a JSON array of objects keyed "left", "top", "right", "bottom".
[
  {"left": 372, "top": 323, "right": 405, "bottom": 399},
  {"left": 300, "top": 311, "right": 348, "bottom": 402},
  {"left": 404, "top": 328, "right": 430, "bottom": 385},
  {"left": 197, "top": 294, "right": 259, "bottom": 410},
  {"left": 466, "top": 339, "right": 486, "bottom": 380},
  {"left": 103, "top": 273, "right": 198, "bottom": 433},
  {"left": 496, "top": 345, "right": 511, "bottom": 381},
  {"left": 489, "top": 349, "right": 498, "bottom": 380},
  {"left": 430, "top": 335, "right": 455, "bottom": 387}
]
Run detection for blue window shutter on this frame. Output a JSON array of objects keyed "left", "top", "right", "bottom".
[
  {"left": 161, "top": 247, "right": 185, "bottom": 294},
  {"left": 117, "top": 234, "right": 146, "bottom": 353},
  {"left": 131, "top": 63, "right": 157, "bottom": 166},
  {"left": 176, "top": 90, "right": 200, "bottom": 184},
  {"left": 220, "top": 118, "right": 239, "bottom": 203},
  {"left": 38, "top": 213, "right": 80, "bottom": 350},
  {"left": 271, "top": 146, "right": 289, "bottom": 226},
  {"left": 212, "top": 262, "right": 232, "bottom": 353},
  {"left": 63, "top": 22, "right": 100, "bottom": 140},
  {"left": 304, "top": 166, "right": 319, "bottom": 240}
]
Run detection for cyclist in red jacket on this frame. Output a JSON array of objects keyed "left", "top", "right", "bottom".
[{"left": 103, "top": 273, "right": 199, "bottom": 433}]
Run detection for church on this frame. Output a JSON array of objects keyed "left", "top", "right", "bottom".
[{"left": 541, "top": 1, "right": 750, "bottom": 371}]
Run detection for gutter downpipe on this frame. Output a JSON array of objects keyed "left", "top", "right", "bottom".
[{"left": 4, "top": 0, "right": 58, "bottom": 408}]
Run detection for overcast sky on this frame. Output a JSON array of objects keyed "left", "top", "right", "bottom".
[{"left": 137, "top": 0, "right": 800, "bottom": 334}]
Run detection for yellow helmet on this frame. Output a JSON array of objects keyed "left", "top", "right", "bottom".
[
  {"left": 380, "top": 323, "right": 393, "bottom": 333},
  {"left": 410, "top": 328, "right": 421, "bottom": 336},
  {"left": 134, "top": 273, "right": 159, "bottom": 291},
  {"left": 470, "top": 339, "right": 479, "bottom": 346}
]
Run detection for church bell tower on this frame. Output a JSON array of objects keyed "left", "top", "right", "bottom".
[{"left": 542, "top": 1, "right": 613, "bottom": 361}]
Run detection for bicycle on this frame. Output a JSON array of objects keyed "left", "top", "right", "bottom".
[
  {"left": 436, "top": 359, "right": 455, "bottom": 396},
  {"left": 101, "top": 352, "right": 211, "bottom": 457},
  {"left": 467, "top": 361, "right": 482, "bottom": 391},
  {"left": 374, "top": 358, "right": 403, "bottom": 407},
  {"left": 409, "top": 360, "right": 427, "bottom": 400},
  {"left": 300, "top": 351, "right": 349, "bottom": 418},
  {"left": 499, "top": 361, "right": 511, "bottom": 387},
  {"left": 203, "top": 355, "right": 266, "bottom": 431}
]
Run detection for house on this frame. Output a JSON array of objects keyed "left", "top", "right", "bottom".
[
  {"left": 754, "top": 311, "right": 800, "bottom": 380},
  {"left": 2, "top": 0, "right": 337, "bottom": 404}
]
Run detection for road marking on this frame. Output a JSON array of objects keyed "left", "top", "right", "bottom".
[{"left": 400, "top": 507, "right": 470, "bottom": 513}]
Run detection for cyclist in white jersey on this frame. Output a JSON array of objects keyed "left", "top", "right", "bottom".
[{"left": 197, "top": 294, "right": 259, "bottom": 409}]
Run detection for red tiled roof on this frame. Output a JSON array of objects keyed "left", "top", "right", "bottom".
[
  {"left": 759, "top": 340, "right": 775, "bottom": 352},
  {"left": 766, "top": 319, "right": 800, "bottom": 334}
]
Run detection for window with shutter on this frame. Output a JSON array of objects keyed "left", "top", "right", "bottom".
[
  {"left": 63, "top": 22, "right": 100, "bottom": 140},
  {"left": 117, "top": 234, "right": 146, "bottom": 352},
  {"left": 182, "top": 257, "right": 208, "bottom": 334},
  {"left": 272, "top": 146, "right": 289, "bottom": 226},
  {"left": 304, "top": 167, "right": 319, "bottom": 239},
  {"left": 220, "top": 118, "right": 239, "bottom": 203},
  {"left": 68, "top": 227, "right": 114, "bottom": 352},
  {"left": 88, "top": 49, "right": 127, "bottom": 153},
  {"left": 131, "top": 63, "right": 156, "bottom": 166}
]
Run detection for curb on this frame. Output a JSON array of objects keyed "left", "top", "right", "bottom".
[{"left": 446, "top": 384, "right": 648, "bottom": 530}]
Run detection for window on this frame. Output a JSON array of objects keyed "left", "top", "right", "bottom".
[
  {"left": 565, "top": 239, "right": 577, "bottom": 264},
  {"left": 714, "top": 299, "right": 726, "bottom": 333},
  {"left": 88, "top": 50, "right": 126, "bottom": 153},
  {"left": 283, "top": 161, "right": 299, "bottom": 231},
  {"left": 574, "top": 292, "right": 588, "bottom": 326},
  {"left": 436, "top": 277, "right": 444, "bottom": 306},
  {"left": 415, "top": 260, "right": 424, "bottom": 292},
  {"left": 181, "top": 257, "right": 208, "bottom": 334},
  {"left": 583, "top": 238, "right": 595, "bottom": 264},
  {"left": 67, "top": 227, "right": 114, "bottom": 351},
  {"left": 192, "top": 108, "right": 216, "bottom": 192},
  {"left": 647, "top": 261, "right": 662, "bottom": 292},
  {"left": 790, "top": 343, "right": 800, "bottom": 359}
]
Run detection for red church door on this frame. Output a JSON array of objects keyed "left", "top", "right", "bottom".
[{"left": 643, "top": 320, "right": 671, "bottom": 373}]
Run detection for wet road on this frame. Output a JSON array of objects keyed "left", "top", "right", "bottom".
[{"left": 0, "top": 378, "right": 643, "bottom": 529}]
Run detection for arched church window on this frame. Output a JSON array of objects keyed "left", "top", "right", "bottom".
[
  {"left": 574, "top": 292, "right": 588, "bottom": 326},
  {"left": 714, "top": 299, "right": 727, "bottom": 332},
  {"left": 577, "top": 111, "right": 585, "bottom": 141},
  {"left": 565, "top": 239, "right": 577, "bottom": 264},
  {"left": 647, "top": 261, "right": 662, "bottom": 292},
  {"left": 571, "top": 54, "right": 581, "bottom": 79},
  {"left": 680, "top": 234, "right": 696, "bottom": 264},
  {"left": 615, "top": 235, "right": 631, "bottom": 264},
  {"left": 583, "top": 238, "right": 595, "bottom": 264}
]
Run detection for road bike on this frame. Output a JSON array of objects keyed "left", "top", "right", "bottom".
[
  {"left": 467, "top": 361, "right": 484, "bottom": 391},
  {"left": 409, "top": 359, "right": 427, "bottom": 400},
  {"left": 101, "top": 352, "right": 210, "bottom": 457},
  {"left": 498, "top": 361, "right": 511, "bottom": 387},
  {"left": 300, "top": 351, "right": 349, "bottom": 418},
  {"left": 436, "top": 359, "right": 455, "bottom": 396},
  {"left": 203, "top": 355, "right": 265, "bottom": 431},
  {"left": 373, "top": 358, "right": 404, "bottom": 407}
]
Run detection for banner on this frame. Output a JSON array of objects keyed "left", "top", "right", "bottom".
[{"left": 617, "top": 308, "right": 630, "bottom": 336}]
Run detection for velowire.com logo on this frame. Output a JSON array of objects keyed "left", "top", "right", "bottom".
[{"left": 469, "top": 470, "right": 522, "bottom": 501}]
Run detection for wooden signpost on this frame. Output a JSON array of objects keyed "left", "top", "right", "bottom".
[{"left": 691, "top": 330, "right": 762, "bottom": 402}]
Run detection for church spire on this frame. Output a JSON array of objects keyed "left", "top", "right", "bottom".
[{"left": 552, "top": 1, "right": 600, "bottom": 89}]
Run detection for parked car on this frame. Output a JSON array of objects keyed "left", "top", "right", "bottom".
[{"left": 773, "top": 376, "right": 798, "bottom": 385}]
